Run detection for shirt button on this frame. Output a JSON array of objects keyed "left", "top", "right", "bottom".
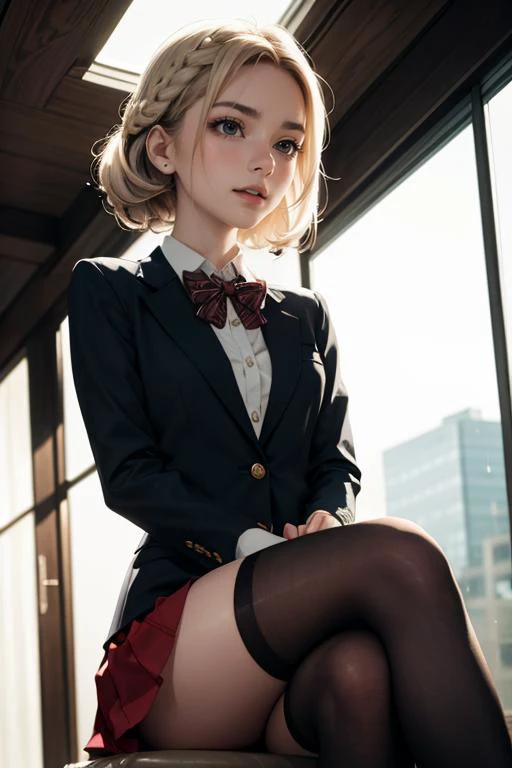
[
  {"left": 231, "top": 318, "right": 241, "bottom": 327},
  {"left": 251, "top": 410, "right": 260, "bottom": 423},
  {"left": 246, "top": 357, "right": 254, "bottom": 367},
  {"left": 250, "top": 463, "right": 266, "bottom": 479}
]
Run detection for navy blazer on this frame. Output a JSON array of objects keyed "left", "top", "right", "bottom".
[{"left": 67, "top": 245, "right": 361, "bottom": 642}]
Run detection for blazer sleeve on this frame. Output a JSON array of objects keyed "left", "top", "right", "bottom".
[
  {"left": 67, "top": 260, "right": 234, "bottom": 565},
  {"left": 303, "top": 291, "right": 362, "bottom": 525}
]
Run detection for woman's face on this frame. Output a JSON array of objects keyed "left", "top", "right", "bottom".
[{"left": 170, "top": 61, "right": 306, "bottom": 242}]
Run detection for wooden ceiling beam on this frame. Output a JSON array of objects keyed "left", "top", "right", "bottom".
[
  {"left": 321, "top": 0, "right": 512, "bottom": 222},
  {"left": 0, "top": 185, "right": 134, "bottom": 366},
  {"left": 0, "top": 99, "right": 110, "bottom": 171},
  {"left": 0, "top": 206, "right": 58, "bottom": 246},
  {"left": 47, "top": 72, "right": 125, "bottom": 127},
  {"left": 0, "top": 0, "right": 132, "bottom": 107},
  {"left": 303, "top": 0, "right": 449, "bottom": 127},
  {"left": 0, "top": 150, "right": 88, "bottom": 216}
]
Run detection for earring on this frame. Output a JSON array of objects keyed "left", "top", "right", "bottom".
[{"left": 163, "top": 162, "right": 169, "bottom": 168}]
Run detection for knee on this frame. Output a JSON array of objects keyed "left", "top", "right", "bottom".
[
  {"left": 282, "top": 631, "right": 391, "bottom": 753},
  {"left": 314, "top": 631, "right": 390, "bottom": 715},
  {"left": 368, "top": 517, "right": 457, "bottom": 601}
]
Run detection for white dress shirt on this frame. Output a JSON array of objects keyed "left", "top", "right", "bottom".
[{"left": 160, "top": 234, "right": 283, "bottom": 438}]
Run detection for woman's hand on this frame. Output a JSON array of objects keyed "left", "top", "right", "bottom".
[{"left": 283, "top": 510, "right": 341, "bottom": 539}]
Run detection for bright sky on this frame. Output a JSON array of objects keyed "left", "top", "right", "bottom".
[{"left": 96, "top": 0, "right": 294, "bottom": 73}]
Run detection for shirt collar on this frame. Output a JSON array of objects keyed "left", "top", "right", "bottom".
[{"left": 160, "top": 234, "right": 284, "bottom": 306}]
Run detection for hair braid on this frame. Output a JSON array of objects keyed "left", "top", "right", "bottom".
[{"left": 123, "top": 42, "right": 222, "bottom": 138}]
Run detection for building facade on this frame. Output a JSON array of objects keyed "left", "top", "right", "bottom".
[
  {"left": 383, "top": 408, "right": 512, "bottom": 706},
  {"left": 383, "top": 408, "right": 508, "bottom": 575}
]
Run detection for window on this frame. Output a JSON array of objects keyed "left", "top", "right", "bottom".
[
  {"left": 500, "top": 643, "right": 512, "bottom": 667},
  {"left": 311, "top": 119, "right": 511, "bottom": 708},
  {"left": 0, "top": 359, "right": 43, "bottom": 768}
]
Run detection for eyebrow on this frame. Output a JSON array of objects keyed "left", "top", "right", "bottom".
[{"left": 212, "top": 101, "right": 305, "bottom": 133}]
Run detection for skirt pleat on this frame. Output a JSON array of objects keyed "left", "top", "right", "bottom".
[{"left": 85, "top": 579, "right": 196, "bottom": 756}]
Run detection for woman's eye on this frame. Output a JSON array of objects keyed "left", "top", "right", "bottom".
[
  {"left": 212, "top": 118, "right": 243, "bottom": 137},
  {"left": 275, "top": 139, "right": 301, "bottom": 157}
]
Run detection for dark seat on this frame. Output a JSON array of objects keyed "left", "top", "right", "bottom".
[{"left": 64, "top": 751, "right": 318, "bottom": 767}]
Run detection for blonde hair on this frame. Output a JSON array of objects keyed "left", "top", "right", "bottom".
[{"left": 94, "top": 21, "right": 328, "bottom": 251}]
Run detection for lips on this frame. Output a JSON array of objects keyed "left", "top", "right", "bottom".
[{"left": 233, "top": 186, "right": 267, "bottom": 199}]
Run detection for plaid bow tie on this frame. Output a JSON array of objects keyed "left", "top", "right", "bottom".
[{"left": 182, "top": 268, "right": 267, "bottom": 330}]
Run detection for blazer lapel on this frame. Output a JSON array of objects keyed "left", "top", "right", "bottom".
[
  {"left": 137, "top": 247, "right": 259, "bottom": 446},
  {"left": 259, "top": 295, "right": 301, "bottom": 445}
]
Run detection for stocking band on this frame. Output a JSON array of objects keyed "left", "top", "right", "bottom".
[{"left": 233, "top": 553, "right": 294, "bottom": 681}]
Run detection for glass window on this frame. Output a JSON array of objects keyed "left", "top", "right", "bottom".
[
  {"left": 92, "top": 0, "right": 294, "bottom": 74},
  {"left": 0, "top": 514, "right": 43, "bottom": 768},
  {"left": 0, "top": 360, "right": 42, "bottom": 766},
  {"left": 0, "top": 359, "right": 33, "bottom": 525},
  {"left": 496, "top": 578, "right": 512, "bottom": 600},
  {"left": 486, "top": 77, "right": 512, "bottom": 378},
  {"left": 500, "top": 643, "right": 512, "bottom": 667},
  {"left": 67, "top": 472, "right": 142, "bottom": 758},
  {"left": 494, "top": 542, "right": 511, "bottom": 563},
  {"left": 61, "top": 318, "right": 94, "bottom": 481},
  {"left": 311, "top": 123, "right": 511, "bottom": 711}
]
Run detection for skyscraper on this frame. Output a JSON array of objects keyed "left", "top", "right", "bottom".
[
  {"left": 383, "top": 408, "right": 508, "bottom": 575},
  {"left": 383, "top": 408, "right": 512, "bottom": 706}
]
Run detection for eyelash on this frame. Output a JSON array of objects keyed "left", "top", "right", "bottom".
[{"left": 207, "top": 117, "right": 304, "bottom": 158}]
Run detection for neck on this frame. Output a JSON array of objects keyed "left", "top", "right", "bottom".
[{"left": 172, "top": 219, "right": 239, "bottom": 270}]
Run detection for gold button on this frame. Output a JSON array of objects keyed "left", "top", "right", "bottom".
[
  {"left": 251, "top": 410, "right": 260, "bottom": 423},
  {"left": 250, "top": 462, "right": 266, "bottom": 479},
  {"left": 246, "top": 357, "right": 254, "bottom": 367},
  {"left": 232, "top": 318, "right": 241, "bottom": 327}
]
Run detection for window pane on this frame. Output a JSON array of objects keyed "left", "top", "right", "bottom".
[
  {"left": 61, "top": 317, "right": 94, "bottom": 480},
  {"left": 486, "top": 77, "right": 512, "bottom": 396},
  {"left": 0, "top": 358, "right": 33, "bottom": 525},
  {"left": 311, "top": 125, "right": 512, "bottom": 710},
  {"left": 67, "top": 472, "right": 141, "bottom": 758},
  {"left": 0, "top": 513, "right": 43, "bottom": 768}
]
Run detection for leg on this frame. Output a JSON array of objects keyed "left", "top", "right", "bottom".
[
  {"left": 265, "top": 631, "right": 415, "bottom": 768},
  {"left": 234, "top": 517, "right": 511, "bottom": 767},
  {"left": 139, "top": 558, "right": 285, "bottom": 749}
]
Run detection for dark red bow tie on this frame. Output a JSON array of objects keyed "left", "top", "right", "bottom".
[{"left": 182, "top": 268, "right": 267, "bottom": 330}]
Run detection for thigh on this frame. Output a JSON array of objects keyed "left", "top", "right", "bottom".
[{"left": 139, "top": 558, "right": 286, "bottom": 750}]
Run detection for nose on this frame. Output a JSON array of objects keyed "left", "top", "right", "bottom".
[{"left": 249, "top": 147, "right": 275, "bottom": 176}]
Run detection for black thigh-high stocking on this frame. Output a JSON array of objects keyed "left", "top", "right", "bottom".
[
  {"left": 282, "top": 630, "right": 415, "bottom": 768},
  {"left": 233, "top": 523, "right": 512, "bottom": 768}
]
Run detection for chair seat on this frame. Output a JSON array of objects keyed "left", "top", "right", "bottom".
[{"left": 64, "top": 750, "right": 318, "bottom": 768}]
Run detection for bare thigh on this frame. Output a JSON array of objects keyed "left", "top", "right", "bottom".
[{"left": 139, "top": 558, "right": 286, "bottom": 750}]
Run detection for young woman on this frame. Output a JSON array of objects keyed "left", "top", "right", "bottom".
[{"left": 67, "top": 21, "right": 511, "bottom": 768}]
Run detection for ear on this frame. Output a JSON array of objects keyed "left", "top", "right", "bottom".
[{"left": 146, "top": 125, "right": 175, "bottom": 174}]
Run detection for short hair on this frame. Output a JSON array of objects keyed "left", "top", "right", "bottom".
[{"left": 93, "top": 21, "right": 328, "bottom": 252}]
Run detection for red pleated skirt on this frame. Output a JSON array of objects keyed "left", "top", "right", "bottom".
[{"left": 85, "top": 579, "right": 196, "bottom": 756}]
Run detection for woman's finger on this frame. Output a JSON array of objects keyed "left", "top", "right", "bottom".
[
  {"left": 304, "top": 511, "right": 340, "bottom": 534},
  {"left": 283, "top": 522, "right": 299, "bottom": 539}
]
